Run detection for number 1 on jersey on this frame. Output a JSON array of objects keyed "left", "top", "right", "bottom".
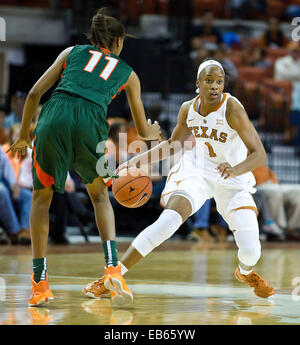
[
  {"left": 83, "top": 50, "right": 119, "bottom": 81},
  {"left": 205, "top": 142, "right": 217, "bottom": 157}
]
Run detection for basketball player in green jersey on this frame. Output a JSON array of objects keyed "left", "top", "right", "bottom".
[{"left": 8, "top": 8, "right": 161, "bottom": 307}]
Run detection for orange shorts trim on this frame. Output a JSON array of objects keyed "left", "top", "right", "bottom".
[
  {"left": 166, "top": 164, "right": 181, "bottom": 183},
  {"left": 33, "top": 138, "right": 55, "bottom": 188},
  {"left": 232, "top": 206, "right": 259, "bottom": 217},
  {"left": 160, "top": 189, "right": 181, "bottom": 209}
]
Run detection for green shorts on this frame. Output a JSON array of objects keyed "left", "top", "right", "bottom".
[{"left": 32, "top": 92, "right": 113, "bottom": 193}]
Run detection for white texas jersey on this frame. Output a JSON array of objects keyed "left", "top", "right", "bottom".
[{"left": 182, "top": 92, "right": 256, "bottom": 189}]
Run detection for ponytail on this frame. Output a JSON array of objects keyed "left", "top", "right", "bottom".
[{"left": 88, "top": 8, "right": 126, "bottom": 50}]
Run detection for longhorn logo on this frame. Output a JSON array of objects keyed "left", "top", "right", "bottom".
[{"left": 129, "top": 186, "right": 136, "bottom": 193}]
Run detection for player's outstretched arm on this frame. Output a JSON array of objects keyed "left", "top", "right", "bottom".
[
  {"left": 7, "top": 47, "right": 74, "bottom": 158},
  {"left": 125, "top": 71, "right": 161, "bottom": 141},
  {"left": 118, "top": 100, "right": 192, "bottom": 171},
  {"left": 217, "top": 98, "right": 267, "bottom": 179}
]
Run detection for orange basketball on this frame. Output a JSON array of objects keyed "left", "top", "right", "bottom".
[{"left": 112, "top": 167, "right": 152, "bottom": 208}]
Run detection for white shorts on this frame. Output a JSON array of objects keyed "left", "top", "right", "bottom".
[{"left": 160, "top": 161, "right": 258, "bottom": 231}]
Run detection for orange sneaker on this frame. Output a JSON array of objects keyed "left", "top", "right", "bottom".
[
  {"left": 28, "top": 273, "right": 54, "bottom": 307},
  {"left": 103, "top": 263, "right": 133, "bottom": 306},
  {"left": 235, "top": 267, "right": 275, "bottom": 298},
  {"left": 82, "top": 276, "right": 111, "bottom": 299}
]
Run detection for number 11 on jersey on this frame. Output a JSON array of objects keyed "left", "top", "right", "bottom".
[{"left": 83, "top": 50, "right": 119, "bottom": 81}]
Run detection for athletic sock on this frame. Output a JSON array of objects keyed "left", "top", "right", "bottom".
[
  {"left": 120, "top": 262, "right": 128, "bottom": 275},
  {"left": 32, "top": 258, "right": 47, "bottom": 283},
  {"left": 102, "top": 240, "right": 118, "bottom": 267},
  {"left": 239, "top": 265, "right": 253, "bottom": 276}
]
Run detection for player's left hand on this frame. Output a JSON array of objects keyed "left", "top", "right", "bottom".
[
  {"left": 217, "top": 162, "right": 237, "bottom": 179},
  {"left": 6, "top": 136, "right": 33, "bottom": 159}
]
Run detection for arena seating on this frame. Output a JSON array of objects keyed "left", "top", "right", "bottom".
[
  {"left": 234, "top": 66, "right": 273, "bottom": 120},
  {"left": 258, "top": 79, "right": 293, "bottom": 131},
  {"left": 193, "top": 0, "right": 229, "bottom": 18}
]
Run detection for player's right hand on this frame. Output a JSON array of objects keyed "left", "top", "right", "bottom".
[{"left": 146, "top": 119, "right": 161, "bottom": 141}]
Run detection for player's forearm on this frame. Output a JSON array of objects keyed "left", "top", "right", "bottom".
[
  {"left": 128, "top": 105, "right": 155, "bottom": 140},
  {"left": 233, "top": 150, "right": 266, "bottom": 176},
  {"left": 19, "top": 91, "right": 41, "bottom": 138},
  {"left": 135, "top": 122, "right": 152, "bottom": 140},
  {"left": 129, "top": 138, "right": 172, "bottom": 166}
]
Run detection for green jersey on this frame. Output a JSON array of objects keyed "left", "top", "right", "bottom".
[{"left": 54, "top": 45, "right": 133, "bottom": 115}]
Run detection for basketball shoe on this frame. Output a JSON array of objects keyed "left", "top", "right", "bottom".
[
  {"left": 235, "top": 267, "right": 275, "bottom": 298},
  {"left": 103, "top": 263, "right": 133, "bottom": 306},
  {"left": 28, "top": 273, "right": 54, "bottom": 307},
  {"left": 82, "top": 276, "right": 111, "bottom": 299}
]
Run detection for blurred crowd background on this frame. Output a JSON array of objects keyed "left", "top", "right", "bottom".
[{"left": 1, "top": 0, "right": 300, "bottom": 246}]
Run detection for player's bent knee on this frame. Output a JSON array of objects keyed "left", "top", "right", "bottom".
[
  {"left": 132, "top": 209, "right": 182, "bottom": 256},
  {"left": 232, "top": 209, "right": 261, "bottom": 267},
  {"left": 89, "top": 188, "right": 109, "bottom": 205},
  {"left": 166, "top": 195, "right": 193, "bottom": 222}
]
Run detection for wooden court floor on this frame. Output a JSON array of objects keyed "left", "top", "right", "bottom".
[{"left": 0, "top": 240, "right": 300, "bottom": 325}]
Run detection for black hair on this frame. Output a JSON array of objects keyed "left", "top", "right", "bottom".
[
  {"left": 88, "top": 8, "right": 126, "bottom": 50},
  {"left": 203, "top": 56, "right": 222, "bottom": 64},
  {"left": 197, "top": 57, "right": 225, "bottom": 79}
]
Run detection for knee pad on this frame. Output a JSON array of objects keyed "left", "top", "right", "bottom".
[
  {"left": 231, "top": 209, "right": 261, "bottom": 266},
  {"left": 237, "top": 241, "right": 261, "bottom": 267},
  {"left": 132, "top": 209, "right": 182, "bottom": 256}
]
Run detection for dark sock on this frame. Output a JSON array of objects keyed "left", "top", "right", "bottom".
[
  {"left": 102, "top": 240, "right": 118, "bottom": 267},
  {"left": 32, "top": 258, "right": 47, "bottom": 283}
]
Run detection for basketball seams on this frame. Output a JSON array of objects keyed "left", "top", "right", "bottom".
[
  {"left": 120, "top": 179, "right": 151, "bottom": 203},
  {"left": 113, "top": 175, "right": 146, "bottom": 195}
]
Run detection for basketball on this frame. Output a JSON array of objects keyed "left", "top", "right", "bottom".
[{"left": 112, "top": 167, "right": 152, "bottom": 208}]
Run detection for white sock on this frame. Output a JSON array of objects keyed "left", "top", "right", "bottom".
[
  {"left": 239, "top": 265, "right": 253, "bottom": 275},
  {"left": 120, "top": 262, "right": 128, "bottom": 275}
]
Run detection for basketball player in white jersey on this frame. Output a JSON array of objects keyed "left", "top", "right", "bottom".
[{"left": 83, "top": 59, "right": 275, "bottom": 302}]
